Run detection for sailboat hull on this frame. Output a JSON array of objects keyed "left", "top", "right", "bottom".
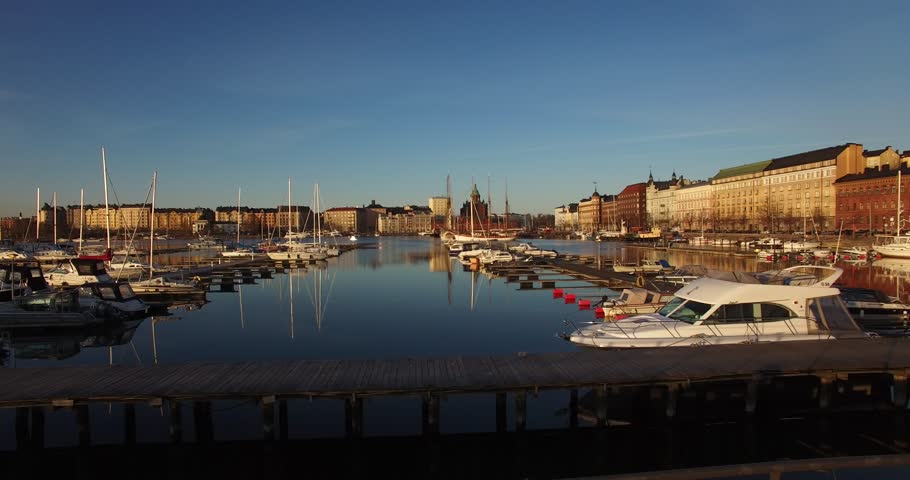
[{"left": 452, "top": 233, "right": 516, "bottom": 243}]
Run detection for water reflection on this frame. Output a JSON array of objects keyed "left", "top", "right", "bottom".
[{"left": 2, "top": 318, "right": 144, "bottom": 365}]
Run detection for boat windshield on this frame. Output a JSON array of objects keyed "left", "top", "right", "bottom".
[
  {"left": 658, "top": 297, "right": 712, "bottom": 323},
  {"left": 118, "top": 283, "right": 137, "bottom": 299}
]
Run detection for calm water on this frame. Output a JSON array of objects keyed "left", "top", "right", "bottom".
[{"left": 7, "top": 236, "right": 910, "bottom": 368}]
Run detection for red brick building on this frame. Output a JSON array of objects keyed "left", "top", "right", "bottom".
[
  {"left": 834, "top": 165, "right": 909, "bottom": 234},
  {"left": 616, "top": 183, "right": 647, "bottom": 229}
]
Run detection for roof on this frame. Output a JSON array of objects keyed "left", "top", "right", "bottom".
[
  {"left": 765, "top": 144, "right": 856, "bottom": 170},
  {"left": 864, "top": 148, "right": 888, "bottom": 157},
  {"left": 713, "top": 160, "right": 772, "bottom": 181},
  {"left": 834, "top": 165, "right": 910, "bottom": 184},
  {"left": 676, "top": 276, "right": 841, "bottom": 306},
  {"left": 618, "top": 183, "right": 647, "bottom": 196},
  {"left": 326, "top": 207, "right": 360, "bottom": 212}
]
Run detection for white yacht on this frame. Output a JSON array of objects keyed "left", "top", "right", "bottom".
[
  {"left": 523, "top": 246, "right": 558, "bottom": 258},
  {"left": 566, "top": 266, "right": 865, "bottom": 349},
  {"left": 45, "top": 259, "right": 114, "bottom": 287},
  {"left": 267, "top": 241, "right": 328, "bottom": 261},
  {"left": 782, "top": 240, "right": 821, "bottom": 251},
  {"left": 874, "top": 235, "right": 910, "bottom": 258},
  {"left": 479, "top": 250, "right": 515, "bottom": 264}
]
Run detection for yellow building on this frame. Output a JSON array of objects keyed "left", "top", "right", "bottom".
[{"left": 711, "top": 144, "right": 865, "bottom": 232}]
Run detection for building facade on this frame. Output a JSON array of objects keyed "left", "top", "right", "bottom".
[
  {"left": 324, "top": 207, "right": 366, "bottom": 233},
  {"left": 672, "top": 181, "right": 712, "bottom": 232},
  {"left": 554, "top": 204, "right": 578, "bottom": 231},
  {"left": 378, "top": 206, "right": 434, "bottom": 234},
  {"left": 616, "top": 183, "right": 647, "bottom": 229},
  {"left": 835, "top": 165, "right": 910, "bottom": 234}
]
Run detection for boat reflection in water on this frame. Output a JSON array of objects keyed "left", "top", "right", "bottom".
[{"left": 1, "top": 317, "right": 144, "bottom": 363}]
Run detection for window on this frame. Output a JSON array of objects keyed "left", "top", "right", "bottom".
[{"left": 705, "top": 304, "right": 756, "bottom": 324}]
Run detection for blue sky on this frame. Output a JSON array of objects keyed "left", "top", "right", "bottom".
[{"left": 1, "top": 0, "right": 908, "bottom": 217}]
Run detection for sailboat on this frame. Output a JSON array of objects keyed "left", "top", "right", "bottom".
[
  {"left": 130, "top": 172, "right": 207, "bottom": 308},
  {"left": 221, "top": 187, "right": 255, "bottom": 257},
  {"left": 268, "top": 178, "right": 327, "bottom": 261},
  {"left": 444, "top": 184, "right": 516, "bottom": 243}
]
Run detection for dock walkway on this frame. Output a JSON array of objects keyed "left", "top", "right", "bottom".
[{"left": 2, "top": 338, "right": 910, "bottom": 407}]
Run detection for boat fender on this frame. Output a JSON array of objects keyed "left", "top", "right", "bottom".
[{"left": 635, "top": 274, "right": 646, "bottom": 288}]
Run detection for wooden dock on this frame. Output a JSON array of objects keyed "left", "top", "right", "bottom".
[{"left": 3, "top": 338, "right": 910, "bottom": 408}]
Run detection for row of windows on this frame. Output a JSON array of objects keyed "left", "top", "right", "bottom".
[
  {"left": 840, "top": 201, "right": 907, "bottom": 211},
  {"left": 838, "top": 185, "right": 904, "bottom": 196}
]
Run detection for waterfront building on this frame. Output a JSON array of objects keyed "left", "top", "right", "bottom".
[
  {"left": 644, "top": 171, "right": 685, "bottom": 231},
  {"left": 711, "top": 160, "right": 771, "bottom": 232},
  {"left": 428, "top": 196, "right": 451, "bottom": 218},
  {"left": 616, "top": 183, "right": 647, "bottom": 229},
  {"left": 712, "top": 143, "right": 865, "bottom": 233},
  {"left": 274, "top": 205, "right": 312, "bottom": 233},
  {"left": 378, "top": 206, "right": 434, "bottom": 234},
  {"left": 577, "top": 191, "right": 604, "bottom": 233},
  {"left": 364, "top": 201, "right": 387, "bottom": 234},
  {"left": 39, "top": 203, "right": 67, "bottom": 233},
  {"left": 672, "top": 181, "right": 712, "bottom": 233},
  {"left": 554, "top": 203, "right": 578, "bottom": 232},
  {"left": 324, "top": 207, "right": 366, "bottom": 233},
  {"left": 834, "top": 163, "right": 910, "bottom": 234}
]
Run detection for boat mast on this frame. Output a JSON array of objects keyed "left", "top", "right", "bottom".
[
  {"left": 287, "top": 177, "right": 292, "bottom": 235},
  {"left": 53, "top": 191, "right": 57, "bottom": 243},
  {"left": 487, "top": 175, "right": 492, "bottom": 230},
  {"left": 899, "top": 170, "right": 903, "bottom": 237},
  {"left": 79, "top": 188, "right": 84, "bottom": 254},
  {"left": 236, "top": 186, "right": 241, "bottom": 247},
  {"left": 102, "top": 146, "right": 111, "bottom": 251},
  {"left": 35, "top": 187, "right": 39, "bottom": 241},
  {"left": 150, "top": 171, "right": 156, "bottom": 280},
  {"left": 504, "top": 177, "right": 509, "bottom": 230}
]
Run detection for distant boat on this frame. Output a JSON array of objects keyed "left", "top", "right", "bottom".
[{"left": 349, "top": 235, "right": 358, "bottom": 241}]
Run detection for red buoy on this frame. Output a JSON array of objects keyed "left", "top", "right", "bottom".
[
  {"left": 552, "top": 288, "right": 564, "bottom": 299},
  {"left": 565, "top": 293, "right": 576, "bottom": 304},
  {"left": 781, "top": 255, "right": 788, "bottom": 261},
  {"left": 595, "top": 307, "right": 605, "bottom": 319},
  {"left": 578, "top": 299, "right": 591, "bottom": 310}
]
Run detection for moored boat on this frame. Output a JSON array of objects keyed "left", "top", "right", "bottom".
[{"left": 565, "top": 266, "right": 865, "bottom": 349}]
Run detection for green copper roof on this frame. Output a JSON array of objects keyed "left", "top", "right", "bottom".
[
  {"left": 471, "top": 184, "right": 480, "bottom": 197},
  {"left": 712, "top": 160, "right": 772, "bottom": 181}
]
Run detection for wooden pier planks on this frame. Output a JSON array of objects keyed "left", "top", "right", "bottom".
[{"left": 2, "top": 338, "right": 910, "bottom": 407}]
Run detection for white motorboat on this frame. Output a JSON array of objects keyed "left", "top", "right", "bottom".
[
  {"left": 841, "top": 246, "right": 871, "bottom": 259},
  {"left": 598, "top": 287, "right": 675, "bottom": 321},
  {"left": 45, "top": 259, "right": 114, "bottom": 287},
  {"left": 524, "top": 246, "right": 558, "bottom": 258},
  {"left": 874, "top": 235, "right": 910, "bottom": 259},
  {"left": 612, "top": 260, "right": 672, "bottom": 274},
  {"left": 187, "top": 236, "right": 220, "bottom": 250},
  {"left": 479, "top": 250, "right": 515, "bottom": 264},
  {"left": 782, "top": 240, "right": 821, "bottom": 251},
  {"left": 349, "top": 235, "right": 357, "bottom": 241},
  {"left": 508, "top": 243, "right": 534, "bottom": 253},
  {"left": 566, "top": 266, "right": 865, "bottom": 349}
]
